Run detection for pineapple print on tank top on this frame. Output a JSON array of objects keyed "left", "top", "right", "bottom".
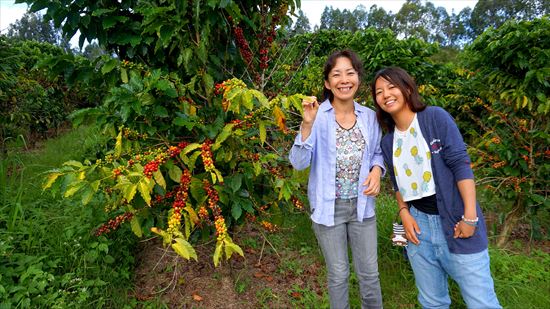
[{"left": 392, "top": 114, "right": 436, "bottom": 202}]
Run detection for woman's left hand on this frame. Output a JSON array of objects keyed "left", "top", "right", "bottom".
[
  {"left": 363, "top": 166, "right": 382, "bottom": 196},
  {"left": 453, "top": 221, "right": 476, "bottom": 238}
]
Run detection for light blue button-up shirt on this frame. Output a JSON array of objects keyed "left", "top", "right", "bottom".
[{"left": 289, "top": 100, "right": 385, "bottom": 226}]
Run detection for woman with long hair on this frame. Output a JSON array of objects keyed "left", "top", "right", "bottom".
[{"left": 372, "top": 66, "right": 501, "bottom": 308}]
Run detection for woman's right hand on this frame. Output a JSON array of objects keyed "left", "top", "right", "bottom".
[
  {"left": 302, "top": 96, "right": 319, "bottom": 125},
  {"left": 401, "top": 211, "right": 421, "bottom": 245}
]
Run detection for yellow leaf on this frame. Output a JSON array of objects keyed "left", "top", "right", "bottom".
[
  {"left": 115, "top": 130, "right": 122, "bottom": 158},
  {"left": 138, "top": 179, "right": 152, "bottom": 206},
  {"left": 172, "top": 237, "right": 197, "bottom": 261},
  {"left": 153, "top": 170, "right": 166, "bottom": 190},
  {"left": 522, "top": 96, "right": 528, "bottom": 108},
  {"left": 210, "top": 171, "right": 217, "bottom": 183},
  {"left": 253, "top": 162, "right": 261, "bottom": 176},
  {"left": 185, "top": 203, "right": 199, "bottom": 224},
  {"left": 223, "top": 237, "right": 244, "bottom": 260},
  {"left": 213, "top": 240, "right": 223, "bottom": 267},
  {"left": 43, "top": 172, "right": 62, "bottom": 190},
  {"left": 123, "top": 183, "right": 138, "bottom": 202},
  {"left": 273, "top": 106, "right": 287, "bottom": 133},
  {"left": 182, "top": 143, "right": 201, "bottom": 155},
  {"left": 213, "top": 168, "right": 223, "bottom": 184},
  {"left": 184, "top": 214, "right": 191, "bottom": 239},
  {"left": 151, "top": 227, "right": 171, "bottom": 244},
  {"left": 259, "top": 121, "right": 266, "bottom": 145},
  {"left": 121, "top": 68, "right": 128, "bottom": 83},
  {"left": 90, "top": 180, "right": 101, "bottom": 192}
]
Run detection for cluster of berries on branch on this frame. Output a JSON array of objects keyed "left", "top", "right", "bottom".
[
  {"left": 95, "top": 212, "right": 134, "bottom": 236},
  {"left": 167, "top": 169, "right": 192, "bottom": 235},
  {"left": 201, "top": 140, "right": 215, "bottom": 173}
]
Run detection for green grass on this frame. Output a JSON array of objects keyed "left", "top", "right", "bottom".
[
  {"left": 1, "top": 126, "right": 137, "bottom": 308},
  {"left": 271, "top": 193, "right": 550, "bottom": 309}
]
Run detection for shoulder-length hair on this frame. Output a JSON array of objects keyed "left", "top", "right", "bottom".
[
  {"left": 370, "top": 67, "right": 426, "bottom": 131},
  {"left": 322, "top": 49, "right": 364, "bottom": 102}
]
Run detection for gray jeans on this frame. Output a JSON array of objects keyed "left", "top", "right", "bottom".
[{"left": 313, "top": 198, "right": 383, "bottom": 309}]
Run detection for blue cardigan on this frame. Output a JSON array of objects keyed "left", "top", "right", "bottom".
[{"left": 381, "top": 106, "right": 488, "bottom": 254}]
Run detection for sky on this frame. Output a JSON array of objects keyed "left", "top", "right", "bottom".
[{"left": 1, "top": 0, "right": 478, "bottom": 46}]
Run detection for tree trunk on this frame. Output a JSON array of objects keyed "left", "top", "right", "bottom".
[{"left": 496, "top": 199, "right": 524, "bottom": 248}]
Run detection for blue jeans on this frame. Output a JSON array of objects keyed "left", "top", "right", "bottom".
[
  {"left": 313, "top": 198, "right": 383, "bottom": 309},
  {"left": 406, "top": 206, "right": 501, "bottom": 309}
]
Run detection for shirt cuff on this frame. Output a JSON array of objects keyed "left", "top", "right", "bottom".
[{"left": 293, "top": 131, "right": 314, "bottom": 149}]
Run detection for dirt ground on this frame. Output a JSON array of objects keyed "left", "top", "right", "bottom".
[
  {"left": 132, "top": 214, "right": 549, "bottom": 308},
  {"left": 132, "top": 224, "right": 324, "bottom": 308}
]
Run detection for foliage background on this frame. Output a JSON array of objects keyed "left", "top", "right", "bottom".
[{"left": 1, "top": 0, "right": 549, "bottom": 307}]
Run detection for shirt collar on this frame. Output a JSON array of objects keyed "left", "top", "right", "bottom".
[{"left": 320, "top": 99, "right": 368, "bottom": 114}]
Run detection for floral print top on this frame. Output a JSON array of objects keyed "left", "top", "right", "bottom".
[{"left": 335, "top": 121, "right": 365, "bottom": 199}]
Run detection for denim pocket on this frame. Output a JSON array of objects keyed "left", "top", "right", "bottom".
[{"left": 406, "top": 242, "right": 419, "bottom": 259}]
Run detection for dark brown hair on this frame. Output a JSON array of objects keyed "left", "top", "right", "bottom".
[
  {"left": 370, "top": 67, "right": 426, "bottom": 131},
  {"left": 322, "top": 49, "right": 364, "bottom": 102}
]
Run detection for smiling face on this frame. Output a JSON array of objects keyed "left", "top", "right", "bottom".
[
  {"left": 324, "top": 56, "right": 359, "bottom": 104},
  {"left": 374, "top": 76, "right": 409, "bottom": 116}
]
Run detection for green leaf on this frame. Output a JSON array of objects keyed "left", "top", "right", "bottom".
[
  {"left": 140, "top": 93, "right": 155, "bottom": 105},
  {"left": 231, "top": 203, "right": 242, "bottom": 220},
  {"left": 101, "top": 59, "right": 118, "bottom": 74},
  {"left": 121, "top": 68, "right": 128, "bottom": 83},
  {"left": 203, "top": 73, "right": 214, "bottom": 96},
  {"left": 81, "top": 187, "right": 95, "bottom": 205},
  {"left": 228, "top": 174, "right": 242, "bottom": 193},
  {"left": 168, "top": 165, "right": 183, "bottom": 183},
  {"left": 63, "top": 160, "right": 83, "bottom": 168},
  {"left": 172, "top": 238, "right": 198, "bottom": 261},
  {"left": 153, "top": 105, "right": 168, "bottom": 117},
  {"left": 153, "top": 170, "right": 166, "bottom": 190},
  {"left": 212, "top": 123, "right": 235, "bottom": 151},
  {"left": 187, "top": 151, "right": 201, "bottom": 172},
  {"left": 190, "top": 178, "right": 206, "bottom": 203},
  {"left": 130, "top": 216, "right": 143, "bottom": 238},
  {"left": 64, "top": 181, "right": 85, "bottom": 198}
]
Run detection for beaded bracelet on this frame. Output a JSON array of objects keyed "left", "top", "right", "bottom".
[{"left": 461, "top": 215, "right": 479, "bottom": 227}]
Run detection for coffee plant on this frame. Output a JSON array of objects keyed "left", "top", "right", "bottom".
[
  {"left": 43, "top": 59, "right": 308, "bottom": 265},
  {"left": 449, "top": 17, "right": 550, "bottom": 245}
]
